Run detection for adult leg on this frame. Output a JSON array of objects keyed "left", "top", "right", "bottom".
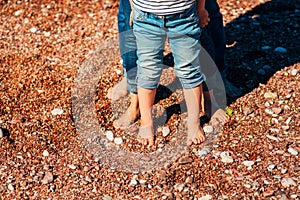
[
  {"left": 112, "top": 0, "right": 140, "bottom": 130},
  {"left": 108, "top": 0, "right": 138, "bottom": 100},
  {"left": 205, "top": 0, "right": 242, "bottom": 98}
]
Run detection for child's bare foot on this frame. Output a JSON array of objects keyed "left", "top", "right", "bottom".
[
  {"left": 187, "top": 121, "right": 205, "bottom": 145},
  {"left": 210, "top": 108, "right": 229, "bottom": 127},
  {"left": 137, "top": 124, "right": 154, "bottom": 146},
  {"left": 107, "top": 77, "right": 128, "bottom": 101}
]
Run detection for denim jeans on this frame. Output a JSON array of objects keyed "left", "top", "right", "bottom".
[
  {"left": 133, "top": 5, "right": 205, "bottom": 89},
  {"left": 202, "top": 0, "right": 226, "bottom": 76},
  {"left": 118, "top": 0, "right": 226, "bottom": 91},
  {"left": 118, "top": 0, "right": 138, "bottom": 94}
]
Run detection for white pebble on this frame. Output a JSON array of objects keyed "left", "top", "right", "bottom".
[
  {"left": 264, "top": 92, "right": 278, "bottom": 99},
  {"left": 44, "top": 31, "right": 51, "bottom": 37},
  {"left": 220, "top": 151, "right": 233, "bottom": 163},
  {"left": 51, "top": 108, "right": 64, "bottom": 115},
  {"left": 203, "top": 126, "right": 214, "bottom": 133},
  {"left": 268, "top": 164, "right": 276, "bottom": 171},
  {"left": 291, "top": 194, "right": 298, "bottom": 199},
  {"left": 243, "top": 160, "right": 255, "bottom": 167},
  {"left": 0, "top": 128, "right": 3, "bottom": 138},
  {"left": 114, "top": 137, "right": 123, "bottom": 145},
  {"left": 43, "top": 150, "right": 49, "bottom": 157},
  {"left": 15, "top": 10, "right": 23, "bottom": 16},
  {"left": 8, "top": 184, "right": 14, "bottom": 191},
  {"left": 274, "top": 47, "right": 287, "bottom": 53},
  {"left": 30, "top": 27, "right": 38, "bottom": 33},
  {"left": 285, "top": 117, "right": 292, "bottom": 125},
  {"left": 106, "top": 131, "right": 114, "bottom": 141},
  {"left": 199, "top": 194, "right": 212, "bottom": 200},
  {"left": 288, "top": 148, "right": 298, "bottom": 156},
  {"left": 162, "top": 126, "right": 170, "bottom": 137},
  {"left": 68, "top": 164, "right": 76, "bottom": 170},
  {"left": 116, "top": 69, "right": 122, "bottom": 75},
  {"left": 265, "top": 109, "right": 274, "bottom": 115},
  {"left": 281, "top": 178, "right": 296, "bottom": 187},
  {"left": 129, "top": 179, "right": 138, "bottom": 186},
  {"left": 197, "top": 147, "right": 211, "bottom": 157},
  {"left": 266, "top": 135, "right": 279, "bottom": 142},
  {"left": 291, "top": 68, "right": 298, "bottom": 76}
]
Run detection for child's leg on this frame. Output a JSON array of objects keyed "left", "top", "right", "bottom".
[
  {"left": 137, "top": 87, "right": 156, "bottom": 145},
  {"left": 183, "top": 85, "right": 206, "bottom": 145}
]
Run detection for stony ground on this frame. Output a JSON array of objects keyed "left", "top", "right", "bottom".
[{"left": 0, "top": 0, "right": 299, "bottom": 199}]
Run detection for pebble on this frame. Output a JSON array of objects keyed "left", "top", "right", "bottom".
[
  {"left": 203, "top": 126, "right": 214, "bottom": 133},
  {"left": 43, "top": 31, "right": 51, "bottom": 37},
  {"left": 290, "top": 68, "right": 298, "bottom": 76},
  {"left": 43, "top": 150, "right": 49, "bottom": 157},
  {"left": 30, "top": 27, "right": 38, "bottom": 33},
  {"left": 102, "top": 195, "right": 113, "bottom": 200},
  {"left": 268, "top": 164, "right": 276, "bottom": 171},
  {"left": 285, "top": 117, "right": 292, "bottom": 124},
  {"left": 198, "top": 194, "right": 212, "bottom": 200},
  {"left": 266, "top": 135, "right": 279, "bottom": 142},
  {"left": 178, "top": 156, "right": 193, "bottom": 164},
  {"left": 41, "top": 172, "right": 54, "bottom": 184},
  {"left": 8, "top": 184, "right": 14, "bottom": 191},
  {"left": 261, "top": 45, "right": 271, "bottom": 50},
  {"left": 174, "top": 183, "right": 185, "bottom": 192},
  {"left": 272, "top": 107, "right": 282, "bottom": 115},
  {"left": 242, "top": 160, "right": 255, "bottom": 167},
  {"left": 51, "top": 108, "right": 64, "bottom": 115},
  {"left": 162, "top": 126, "right": 170, "bottom": 137},
  {"left": 68, "top": 164, "right": 76, "bottom": 170},
  {"left": 274, "top": 47, "right": 287, "bottom": 53},
  {"left": 220, "top": 151, "right": 234, "bottom": 163},
  {"left": 129, "top": 179, "right": 138, "bottom": 186},
  {"left": 0, "top": 127, "right": 3, "bottom": 138},
  {"left": 116, "top": 69, "right": 122, "bottom": 75},
  {"left": 287, "top": 148, "right": 298, "bottom": 156},
  {"left": 257, "top": 69, "right": 266, "bottom": 75},
  {"left": 281, "top": 125, "right": 290, "bottom": 131},
  {"left": 106, "top": 130, "right": 114, "bottom": 141},
  {"left": 197, "top": 147, "right": 211, "bottom": 157},
  {"left": 265, "top": 108, "right": 274, "bottom": 115},
  {"left": 114, "top": 137, "right": 123, "bottom": 145},
  {"left": 263, "top": 65, "right": 271, "bottom": 70},
  {"left": 281, "top": 178, "right": 296, "bottom": 187},
  {"left": 264, "top": 92, "right": 277, "bottom": 99},
  {"left": 14, "top": 10, "right": 23, "bottom": 16}
]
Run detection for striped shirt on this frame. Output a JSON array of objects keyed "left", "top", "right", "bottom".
[{"left": 132, "top": 0, "right": 196, "bottom": 15}]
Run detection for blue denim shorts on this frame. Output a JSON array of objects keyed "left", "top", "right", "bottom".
[{"left": 133, "top": 4, "right": 205, "bottom": 89}]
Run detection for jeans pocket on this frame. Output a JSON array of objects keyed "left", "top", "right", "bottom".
[{"left": 133, "top": 7, "right": 145, "bottom": 21}]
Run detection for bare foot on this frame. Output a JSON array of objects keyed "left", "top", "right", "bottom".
[
  {"left": 187, "top": 121, "right": 205, "bottom": 145},
  {"left": 137, "top": 124, "right": 154, "bottom": 146},
  {"left": 107, "top": 77, "right": 128, "bottom": 101},
  {"left": 113, "top": 93, "right": 140, "bottom": 130},
  {"left": 210, "top": 108, "right": 229, "bottom": 127}
]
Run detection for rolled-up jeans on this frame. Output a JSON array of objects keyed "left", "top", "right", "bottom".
[
  {"left": 132, "top": 5, "right": 205, "bottom": 89},
  {"left": 118, "top": 0, "right": 138, "bottom": 94}
]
